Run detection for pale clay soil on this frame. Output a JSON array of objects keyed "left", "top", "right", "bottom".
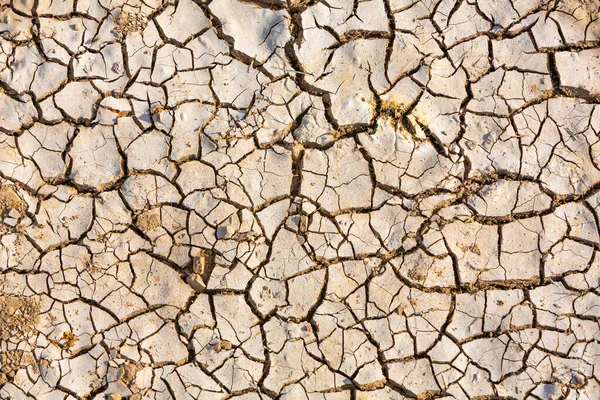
[{"left": 1, "top": 0, "right": 600, "bottom": 399}]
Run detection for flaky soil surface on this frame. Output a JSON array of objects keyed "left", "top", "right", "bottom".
[{"left": 1, "top": 0, "right": 600, "bottom": 399}]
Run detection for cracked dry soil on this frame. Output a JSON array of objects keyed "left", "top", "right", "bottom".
[{"left": 1, "top": 0, "right": 600, "bottom": 398}]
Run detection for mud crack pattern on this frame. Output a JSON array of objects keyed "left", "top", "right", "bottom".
[{"left": 1, "top": 0, "right": 600, "bottom": 398}]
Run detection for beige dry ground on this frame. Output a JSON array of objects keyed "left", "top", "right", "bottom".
[{"left": 1, "top": 0, "right": 600, "bottom": 399}]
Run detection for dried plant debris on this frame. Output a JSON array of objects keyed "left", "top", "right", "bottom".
[{"left": 1, "top": 0, "right": 600, "bottom": 398}]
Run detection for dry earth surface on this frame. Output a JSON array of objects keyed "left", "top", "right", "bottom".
[{"left": 1, "top": 0, "right": 600, "bottom": 398}]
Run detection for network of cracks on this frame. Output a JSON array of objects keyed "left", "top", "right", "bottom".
[{"left": 1, "top": 0, "right": 600, "bottom": 398}]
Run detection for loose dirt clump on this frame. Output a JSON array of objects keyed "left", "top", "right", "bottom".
[
  {"left": 137, "top": 211, "right": 161, "bottom": 231},
  {"left": 114, "top": 11, "right": 148, "bottom": 40},
  {"left": 185, "top": 249, "right": 216, "bottom": 293},
  {"left": 0, "top": 295, "right": 40, "bottom": 341},
  {"left": 0, "top": 350, "right": 36, "bottom": 386},
  {"left": 0, "top": 185, "right": 27, "bottom": 222},
  {"left": 213, "top": 339, "right": 233, "bottom": 353},
  {"left": 0, "top": 295, "right": 40, "bottom": 386},
  {"left": 407, "top": 267, "right": 426, "bottom": 282},
  {"left": 119, "top": 361, "right": 142, "bottom": 387}
]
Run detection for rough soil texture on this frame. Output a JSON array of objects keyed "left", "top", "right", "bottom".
[{"left": 1, "top": 0, "right": 600, "bottom": 399}]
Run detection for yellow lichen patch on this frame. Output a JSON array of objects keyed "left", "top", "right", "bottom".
[
  {"left": 375, "top": 99, "right": 407, "bottom": 127},
  {"left": 51, "top": 331, "right": 79, "bottom": 350},
  {"left": 61, "top": 331, "right": 79, "bottom": 348}
]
